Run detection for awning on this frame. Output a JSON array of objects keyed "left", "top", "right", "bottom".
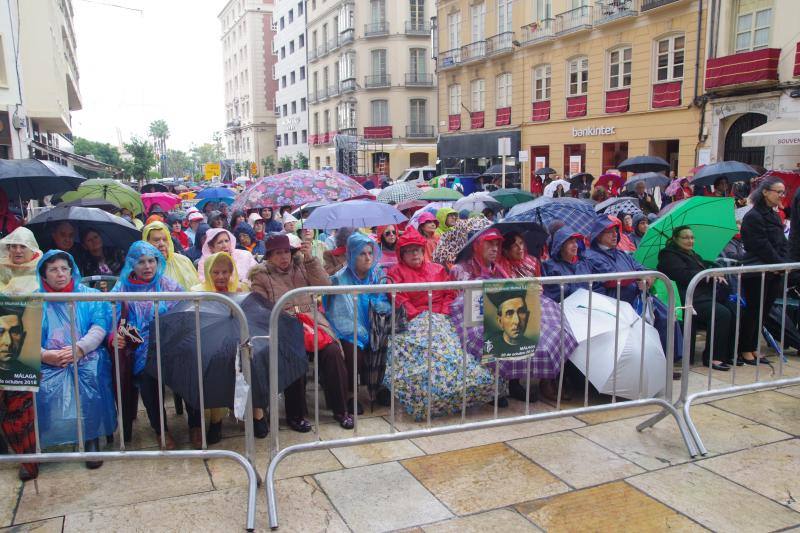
[
  {"left": 30, "top": 140, "right": 123, "bottom": 175},
  {"left": 742, "top": 117, "right": 800, "bottom": 147}
]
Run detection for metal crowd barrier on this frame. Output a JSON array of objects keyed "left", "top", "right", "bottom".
[
  {"left": 656, "top": 262, "right": 800, "bottom": 456},
  {"left": 265, "top": 271, "right": 699, "bottom": 529},
  {"left": 0, "top": 291, "right": 259, "bottom": 532}
]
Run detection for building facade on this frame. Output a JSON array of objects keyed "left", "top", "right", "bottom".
[
  {"left": 698, "top": 0, "right": 800, "bottom": 171},
  {"left": 0, "top": 0, "right": 27, "bottom": 159},
  {"left": 220, "top": 0, "right": 278, "bottom": 176},
  {"left": 436, "top": 0, "right": 709, "bottom": 184},
  {"left": 274, "top": 0, "right": 309, "bottom": 165},
  {"left": 307, "top": 0, "right": 437, "bottom": 179}
]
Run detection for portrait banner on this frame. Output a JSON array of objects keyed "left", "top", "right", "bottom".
[
  {"left": 482, "top": 280, "right": 541, "bottom": 363},
  {"left": 0, "top": 298, "right": 42, "bottom": 391}
]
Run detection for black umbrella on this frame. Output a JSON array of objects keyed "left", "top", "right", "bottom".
[
  {"left": 535, "top": 167, "right": 556, "bottom": 176},
  {"left": 617, "top": 155, "right": 671, "bottom": 173},
  {"left": 58, "top": 197, "right": 120, "bottom": 213},
  {"left": 690, "top": 161, "right": 758, "bottom": 187},
  {"left": 141, "top": 183, "right": 169, "bottom": 193},
  {"left": 482, "top": 164, "right": 519, "bottom": 176},
  {"left": 569, "top": 173, "right": 594, "bottom": 190},
  {"left": 454, "top": 221, "right": 548, "bottom": 264},
  {"left": 26, "top": 206, "right": 140, "bottom": 251},
  {"left": 624, "top": 172, "right": 670, "bottom": 191},
  {"left": 0, "top": 159, "right": 85, "bottom": 201}
]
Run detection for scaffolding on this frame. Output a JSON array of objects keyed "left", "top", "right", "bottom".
[{"left": 334, "top": 133, "right": 389, "bottom": 180}]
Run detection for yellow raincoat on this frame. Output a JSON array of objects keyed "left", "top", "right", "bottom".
[
  {"left": 142, "top": 221, "right": 200, "bottom": 290},
  {"left": 435, "top": 207, "right": 457, "bottom": 236},
  {"left": 190, "top": 252, "right": 248, "bottom": 293},
  {"left": 0, "top": 227, "right": 42, "bottom": 294}
]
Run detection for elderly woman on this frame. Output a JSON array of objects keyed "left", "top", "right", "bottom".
[
  {"left": 376, "top": 225, "right": 399, "bottom": 268},
  {"left": 249, "top": 234, "right": 354, "bottom": 430},
  {"left": 79, "top": 229, "right": 125, "bottom": 282},
  {"left": 36, "top": 250, "right": 116, "bottom": 468},
  {"left": 0, "top": 227, "right": 41, "bottom": 293},
  {"left": 497, "top": 231, "right": 541, "bottom": 278},
  {"left": 629, "top": 214, "right": 649, "bottom": 249},
  {"left": 542, "top": 227, "right": 594, "bottom": 301},
  {"left": 111, "top": 242, "right": 184, "bottom": 449},
  {"left": 385, "top": 227, "right": 494, "bottom": 420},
  {"left": 143, "top": 221, "right": 200, "bottom": 290},
  {"left": 323, "top": 228, "right": 354, "bottom": 275},
  {"left": 435, "top": 208, "right": 458, "bottom": 236},
  {"left": 233, "top": 222, "right": 266, "bottom": 257},
  {"left": 198, "top": 228, "right": 258, "bottom": 284},
  {"left": 416, "top": 212, "right": 440, "bottom": 262}
]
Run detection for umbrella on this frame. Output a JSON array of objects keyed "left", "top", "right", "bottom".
[
  {"left": 396, "top": 199, "right": 428, "bottom": 213},
  {"left": 62, "top": 178, "right": 144, "bottom": 215},
  {"left": 596, "top": 173, "right": 626, "bottom": 191},
  {"left": 633, "top": 196, "right": 737, "bottom": 269},
  {"left": 432, "top": 216, "right": 493, "bottom": 265},
  {"left": 690, "top": 161, "right": 758, "bottom": 187},
  {"left": 58, "top": 198, "right": 120, "bottom": 213},
  {"left": 26, "top": 206, "right": 140, "bottom": 250},
  {"left": 453, "top": 191, "right": 502, "bottom": 212},
  {"left": 377, "top": 183, "right": 423, "bottom": 204},
  {"left": 617, "top": 155, "right": 670, "bottom": 173},
  {"left": 0, "top": 159, "right": 85, "bottom": 201},
  {"left": 454, "top": 221, "right": 548, "bottom": 263},
  {"left": 196, "top": 187, "right": 236, "bottom": 201},
  {"left": 291, "top": 200, "right": 330, "bottom": 219},
  {"left": 234, "top": 176, "right": 251, "bottom": 185},
  {"left": 489, "top": 188, "right": 535, "bottom": 208},
  {"left": 231, "top": 169, "right": 369, "bottom": 211},
  {"left": 535, "top": 167, "right": 556, "bottom": 176},
  {"left": 594, "top": 196, "right": 643, "bottom": 218},
  {"left": 664, "top": 177, "right": 688, "bottom": 196},
  {"left": 563, "top": 289, "right": 666, "bottom": 400},
  {"left": 420, "top": 187, "right": 463, "bottom": 201},
  {"left": 756, "top": 170, "right": 800, "bottom": 210},
  {"left": 141, "top": 192, "right": 181, "bottom": 213},
  {"left": 140, "top": 183, "right": 168, "bottom": 193},
  {"left": 569, "top": 173, "right": 594, "bottom": 187},
  {"left": 504, "top": 196, "right": 597, "bottom": 235},
  {"left": 303, "top": 200, "right": 407, "bottom": 231},
  {"left": 408, "top": 201, "right": 454, "bottom": 228},
  {"left": 624, "top": 172, "right": 669, "bottom": 191},
  {"left": 482, "top": 164, "right": 519, "bottom": 176},
  {"left": 196, "top": 196, "right": 235, "bottom": 210},
  {"left": 543, "top": 179, "right": 571, "bottom": 197}
]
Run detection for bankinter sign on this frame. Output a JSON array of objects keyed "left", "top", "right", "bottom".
[{"left": 572, "top": 126, "right": 616, "bottom": 137}]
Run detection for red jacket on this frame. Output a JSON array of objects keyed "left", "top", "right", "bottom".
[{"left": 385, "top": 227, "right": 456, "bottom": 319}]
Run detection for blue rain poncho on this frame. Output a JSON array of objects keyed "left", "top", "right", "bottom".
[
  {"left": 324, "top": 232, "right": 390, "bottom": 349},
  {"left": 36, "top": 250, "right": 117, "bottom": 447},
  {"left": 111, "top": 241, "right": 183, "bottom": 375}
]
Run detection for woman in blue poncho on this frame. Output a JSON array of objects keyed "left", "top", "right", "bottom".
[
  {"left": 110, "top": 241, "right": 183, "bottom": 449},
  {"left": 36, "top": 250, "right": 116, "bottom": 469}
]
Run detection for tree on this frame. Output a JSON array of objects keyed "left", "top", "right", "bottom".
[
  {"left": 123, "top": 137, "right": 157, "bottom": 184},
  {"left": 278, "top": 156, "right": 293, "bottom": 172},
  {"left": 148, "top": 119, "right": 170, "bottom": 177},
  {"left": 294, "top": 153, "right": 309, "bottom": 170},
  {"left": 166, "top": 149, "right": 192, "bottom": 178},
  {"left": 261, "top": 156, "right": 276, "bottom": 175},
  {"left": 190, "top": 143, "right": 224, "bottom": 166},
  {"left": 73, "top": 137, "right": 123, "bottom": 178}
]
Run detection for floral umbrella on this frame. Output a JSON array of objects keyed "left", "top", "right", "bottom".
[{"left": 231, "top": 169, "right": 368, "bottom": 210}]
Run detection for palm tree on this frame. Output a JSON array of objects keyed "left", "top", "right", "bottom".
[{"left": 148, "top": 120, "right": 170, "bottom": 177}]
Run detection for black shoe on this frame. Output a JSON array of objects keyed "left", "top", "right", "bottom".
[
  {"left": 18, "top": 464, "right": 37, "bottom": 481},
  {"left": 703, "top": 361, "right": 731, "bottom": 371},
  {"left": 375, "top": 387, "right": 391, "bottom": 407},
  {"left": 742, "top": 357, "right": 770, "bottom": 366},
  {"left": 497, "top": 396, "right": 509, "bottom": 408},
  {"left": 347, "top": 398, "right": 365, "bottom": 415},
  {"left": 508, "top": 379, "right": 538, "bottom": 403},
  {"left": 334, "top": 413, "right": 354, "bottom": 429},
  {"left": 253, "top": 417, "right": 269, "bottom": 439},
  {"left": 84, "top": 438, "right": 103, "bottom": 470},
  {"left": 206, "top": 421, "right": 223, "bottom": 445},
  {"left": 287, "top": 417, "right": 312, "bottom": 433}
]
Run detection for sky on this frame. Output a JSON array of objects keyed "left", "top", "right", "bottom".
[{"left": 71, "top": 0, "right": 226, "bottom": 152}]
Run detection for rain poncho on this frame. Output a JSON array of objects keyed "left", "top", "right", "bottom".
[
  {"left": 324, "top": 233, "right": 390, "bottom": 349},
  {"left": 416, "top": 212, "right": 440, "bottom": 262},
  {"left": 450, "top": 229, "right": 509, "bottom": 281},
  {"left": 198, "top": 228, "right": 258, "bottom": 283},
  {"left": 111, "top": 241, "right": 184, "bottom": 375},
  {"left": 0, "top": 227, "right": 42, "bottom": 293},
  {"left": 142, "top": 221, "right": 200, "bottom": 290},
  {"left": 435, "top": 207, "right": 457, "bottom": 236},
  {"left": 542, "top": 227, "right": 594, "bottom": 301},
  {"left": 191, "top": 252, "right": 246, "bottom": 293},
  {"left": 232, "top": 222, "right": 266, "bottom": 256},
  {"left": 36, "top": 250, "right": 117, "bottom": 447},
  {"left": 584, "top": 216, "right": 644, "bottom": 304}
]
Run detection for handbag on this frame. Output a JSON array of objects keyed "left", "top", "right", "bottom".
[{"left": 296, "top": 312, "right": 334, "bottom": 352}]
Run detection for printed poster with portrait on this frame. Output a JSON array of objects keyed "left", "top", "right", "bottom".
[
  {"left": 482, "top": 280, "right": 541, "bottom": 363},
  {"left": 0, "top": 298, "right": 42, "bottom": 391}
]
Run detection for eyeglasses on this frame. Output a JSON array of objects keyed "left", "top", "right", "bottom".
[
  {"left": 383, "top": 230, "right": 396, "bottom": 236},
  {"left": 768, "top": 189, "right": 786, "bottom": 197}
]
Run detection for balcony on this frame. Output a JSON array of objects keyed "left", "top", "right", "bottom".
[
  {"left": 339, "top": 127, "right": 358, "bottom": 137},
  {"left": 555, "top": 5, "right": 593, "bottom": 35},
  {"left": 520, "top": 19, "right": 554, "bottom": 46},
  {"left": 406, "top": 125, "right": 435, "bottom": 138},
  {"left": 364, "top": 21, "right": 389, "bottom": 37},
  {"left": 308, "top": 92, "right": 318, "bottom": 104},
  {"left": 308, "top": 47, "right": 318, "bottom": 62},
  {"left": 315, "top": 43, "right": 328, "bottom": 58},
  {"left": 339, "top": 29, "right": 355, "bottom": 45},
  {"left": 438, "top": 48, "right": 461, "bottom": 69},
  {"left": 364, "top": 126, "right": 392, "bottom": 139},
  {"left": 405, "top": 20, "right": 431, "bottom": 36},
  {"left": 365, "top": 74, "right": 391, "bottom": 89},
  {"left": 327, "top": 37, "right": 339, "bottom": 53},
  {"left": 340, "top": 78, "right": 357, "bottom": 93},
  {"left": 486, "top": 32, "right": 514, "bottom": 56},
  {"left": 327, "top": 85, "right": 340, "bottom": 98},
  {"left": 705, "top": 48, "right": 780, "bottom": 91},
  {"left": 320, "top": 132, "right": 333, "bottom": 144},
  {"left": 594, "top": 0, "right": 638, "bottom": 26},
  {"left": 641, "top": 0, "right": 681, "bottom": 11},
  {"left": 316, "top": 88, "right": 328, "bottom": 102},
  {"left": 404, "top": 72, "right": 435, "bottom": 87},
  {"left": 461, "top": 41, "right": 486, "bottom": 63}
]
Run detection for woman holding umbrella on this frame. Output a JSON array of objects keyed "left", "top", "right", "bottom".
[{"left": 142, "top": 221, "right": 200, "bottom": 291}]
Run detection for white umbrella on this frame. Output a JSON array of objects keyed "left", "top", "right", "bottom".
[
  {"left": 543, "top": 179, "right": 571, "bottom": 198},
  {"left": 562, "top": 289, "right": 666, "bottom": 400},
  {"left": 234, "top": 176, "right": 251, "bottom": 185},
  {"left": 453, "top": 191, "right": 501, "bottom": 212}
]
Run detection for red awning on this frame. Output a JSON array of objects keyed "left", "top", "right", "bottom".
[
  {"left": 364, "top": 126, "right": 392, "bottom": 139},
  {"left": 566, "top": 96, "right": 587, "bottom": 118},
  {"left": 495, "top": 107, "right": 511, "bottom": 126},
  {"left": 705, "top": 48, "right": 780, "bottom": 90},
  {"left": 448, "top": 114, "right": 461, "bottom": 131},
  {"left": 652, "top": 81, "right": 682, "bottom": 108},
  {"left": 531, "top": 101, "right": 550, "bottom": 122},
  {"left": 470, "top": 111, "right": 485, "bottom": 129},
  {"left": 605, "top": 88, "right": 630, "bottom": 113}
]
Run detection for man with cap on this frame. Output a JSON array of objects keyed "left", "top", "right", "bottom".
[{"left": 185, "top": 211, "right": 205, "bottom": 244}]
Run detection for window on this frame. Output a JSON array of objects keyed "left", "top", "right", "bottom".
[
  {"left": 410, "top": 0, "right": 425, "bottom": 27},
  {"left": 312, "top": 72, "right": 318, "bottom": 93},
  {"left": 298, "top": 2, "right": 303, "bottom": 15},
  {"left": 289, "top": 41, "right": 295, "bottom": 53},
  {"left": 301, "top": 130, "right": 307, "bottom": 143},
  {"left": 496, "top": 73, "right": 512, "bottom": 107},
  {"left": 410, "top": 99, "right": 427, "bottom": 127},
  {"left": 301, "top": 97, "right": 307, "bottom": 111},
  {"left": 410, "top": 48, "right": 426, "bottom": 74},
  {"left": 608, "top": 47, "right": 632, "bottom": 89},
  {"left": 300, "top": 66, "right": 306, "bottom": 80},
  {"left": 471, "top": 3, "right": 485, "bottom": 42},
  {"left": 371, "top": 100, "right": 389, "bottom": 126},
  {"left": 281, "top": 46, "right": 286, "bottom": 59},
  {"left": 532, "top": 64, "right": 551, "bottom": 101},
  {"left": 291, "top": 71, "right": 296, "bottom": 84},
  {"left": 323, "top": 66, "right": 329, "bottom": 88},
  {"left": 282, "top": 104, "right": 288, "bottom": 116},
  {"left": 288, "top": 9, "right": 294, "bottom": 23},
  {"left": 371, "top": 49, "right": 387, "bottom": 76},
  {"left": 313, "top": 112, "right": 320, "bottom": 134},
  {"left": 735, "top": 7, "right": 771, "bottom": 52},
  {"left": 281, "top": 75, "right": 287, "bottom": 88},
  {"left": 655, "top": 35, "right": 684, "bottom": 81},
  {"left": 337, "top": 101, "right": 357, "bottom": 129},
  {"left": 279, "top": 17, "right": 285, "bottom": 30},
  {"left": 498, "top": 0, "right": 512, "bottom": 33},
  {"left": 370, "top": 0, "right": 386, "bottom": 24},
  {"left": 283, "top": 133, "right": 289, "bottom": 145},
  {"left": 447, "top": 11, "right": 462, "bottom": 49},
  {"left": 291, "top": 101, "right": 297, "bottom": 114},
  {"left": 534, "top": 0, "right": 552, "bottom": 21},
  {"left": 299, "top": 34, "right": 304, "bottom": 48},
  {"left": 471, "top": 79, "right": 485, "bottom": 111},
  {"left": 340, "top": 51, "right": 356, "bottom": 80},
  {"left": 324, "top": 110, "right": 331, "bottom": 132},
  {"left": 448, "top": 84, "right": 461, "bottom": 115},
  {"left": 568, "top": 57, "right": 589, "bottom": 96}
]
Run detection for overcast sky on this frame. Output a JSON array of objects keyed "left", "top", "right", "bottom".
[{"left": 71, "top": 0, "right": 225, "bottom": 152}]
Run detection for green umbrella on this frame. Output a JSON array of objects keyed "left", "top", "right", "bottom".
[
  {"left": 489, "top": 188, "right": 536, "bottom": 208},
  {"left": 420, "top": 187, "right": 463, "bottom": 201},
  {"left": 62, "top": 179, "right": 144, "bottom": 216},
  {"left": 633, "top": 196, "right": 737, "bottom": 269}
]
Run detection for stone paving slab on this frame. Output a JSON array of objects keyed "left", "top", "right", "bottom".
[
  {"left": 0, "top": 468, "right": 21, "bottom": 528},
  {"left": 421, "top": 508, "right": 542, "bottom": 532},
  {"left": 402, "top": 443, "right": 568, "bottom": 515},
  {"left": 626, "top": 463, "right": 800, "bottom": 532},
  {"left": 0, "top": 517, "right": 64, "bottom": 532},
  {"left": 710, "top": 390, "right": 800, "bottom": 435},
  {"left": 318, "top": 416, "right": 425, "bottom": 468},
  {"left": 779, "top": 385, "right": 800, "bottom": 398}
]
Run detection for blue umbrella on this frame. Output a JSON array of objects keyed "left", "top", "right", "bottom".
[
  {"left": 196, "top": 196, "right": 235, "bottom": 209},
  {"left": 196, "top": 186, "right": 236, "bottom": 200},
  {"left": 504, "top": 196, "right": 597, "bottom": 235},
  {"left": 302, "top": 199, "right": 407, "bottom": 231},
  {"left": 691, "top": 161, "right": 758, "bottom": 187}
]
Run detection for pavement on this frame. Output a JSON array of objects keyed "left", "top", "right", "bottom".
[{"left": 2, "top": 357, "right": 800, "bottom": 532}]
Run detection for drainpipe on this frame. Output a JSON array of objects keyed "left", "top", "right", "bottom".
[{"left": 693, "top": 0, "right": 704, "bottom": 104}]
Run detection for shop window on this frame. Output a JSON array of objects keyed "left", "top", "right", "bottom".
[
  {"left": 601, "top": 142, "right": 628, "bottom": 175},
  {"left": 410, "top": 152, "right": 429, "bottom": 167}
]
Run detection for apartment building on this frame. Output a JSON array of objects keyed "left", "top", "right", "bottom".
[
  {"left": 306, "top": 0, "right": 436, "bottom": 179},
  {"left": 436, "top": 0, "right": 710, "bottom": 183},
  {"left": 0, "top": 0, "right": 26, "bottom": 159},
  {"left": 274, "top": 0, "right": 309, "bottom": 163},
  {"left": 220, "top": 0, "right": 278, "bottom": 175}
]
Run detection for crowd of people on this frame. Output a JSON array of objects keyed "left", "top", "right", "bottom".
[{"left": 0, "top": 171, "right": 795, "bottom": 483}]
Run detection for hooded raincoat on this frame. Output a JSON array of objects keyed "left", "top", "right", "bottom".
[
  {"left": 36, "top": 250, "right": 117, "bottom": 447},
  {"left": 629, "top": 213, "right": 648, "bottom": 248},
  {"left": 324, "top": 233, "right": 390, "bottom": 349},
  {"left": 541, "top": 227, "right": 594, "bottom": 301},
  {"left": 232, "top": 222, "right": 266, "bottom": 256},
  {"left": 142, "top": 221, "right": 200, "bottom": 290},
  {"left": 0, "top": 227, "right": 42, "bottom": 293},
  {"left": 435, "top": 207, "right": 457, "bottom": 236},
  {"left": 0, "top": 189, "right": 21, "bottom": 238},
  {"left": 584, "top": 216, "right": 645, "bottom": 304},
  {"left": 198, "top": 228, "right": 258, "bottom": 283},
  {"left": 191, "top": 252, "right": 246, "bottom": 293},
  {"left": 415, "top": 212, "right": 440, "bottom": 262}
]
